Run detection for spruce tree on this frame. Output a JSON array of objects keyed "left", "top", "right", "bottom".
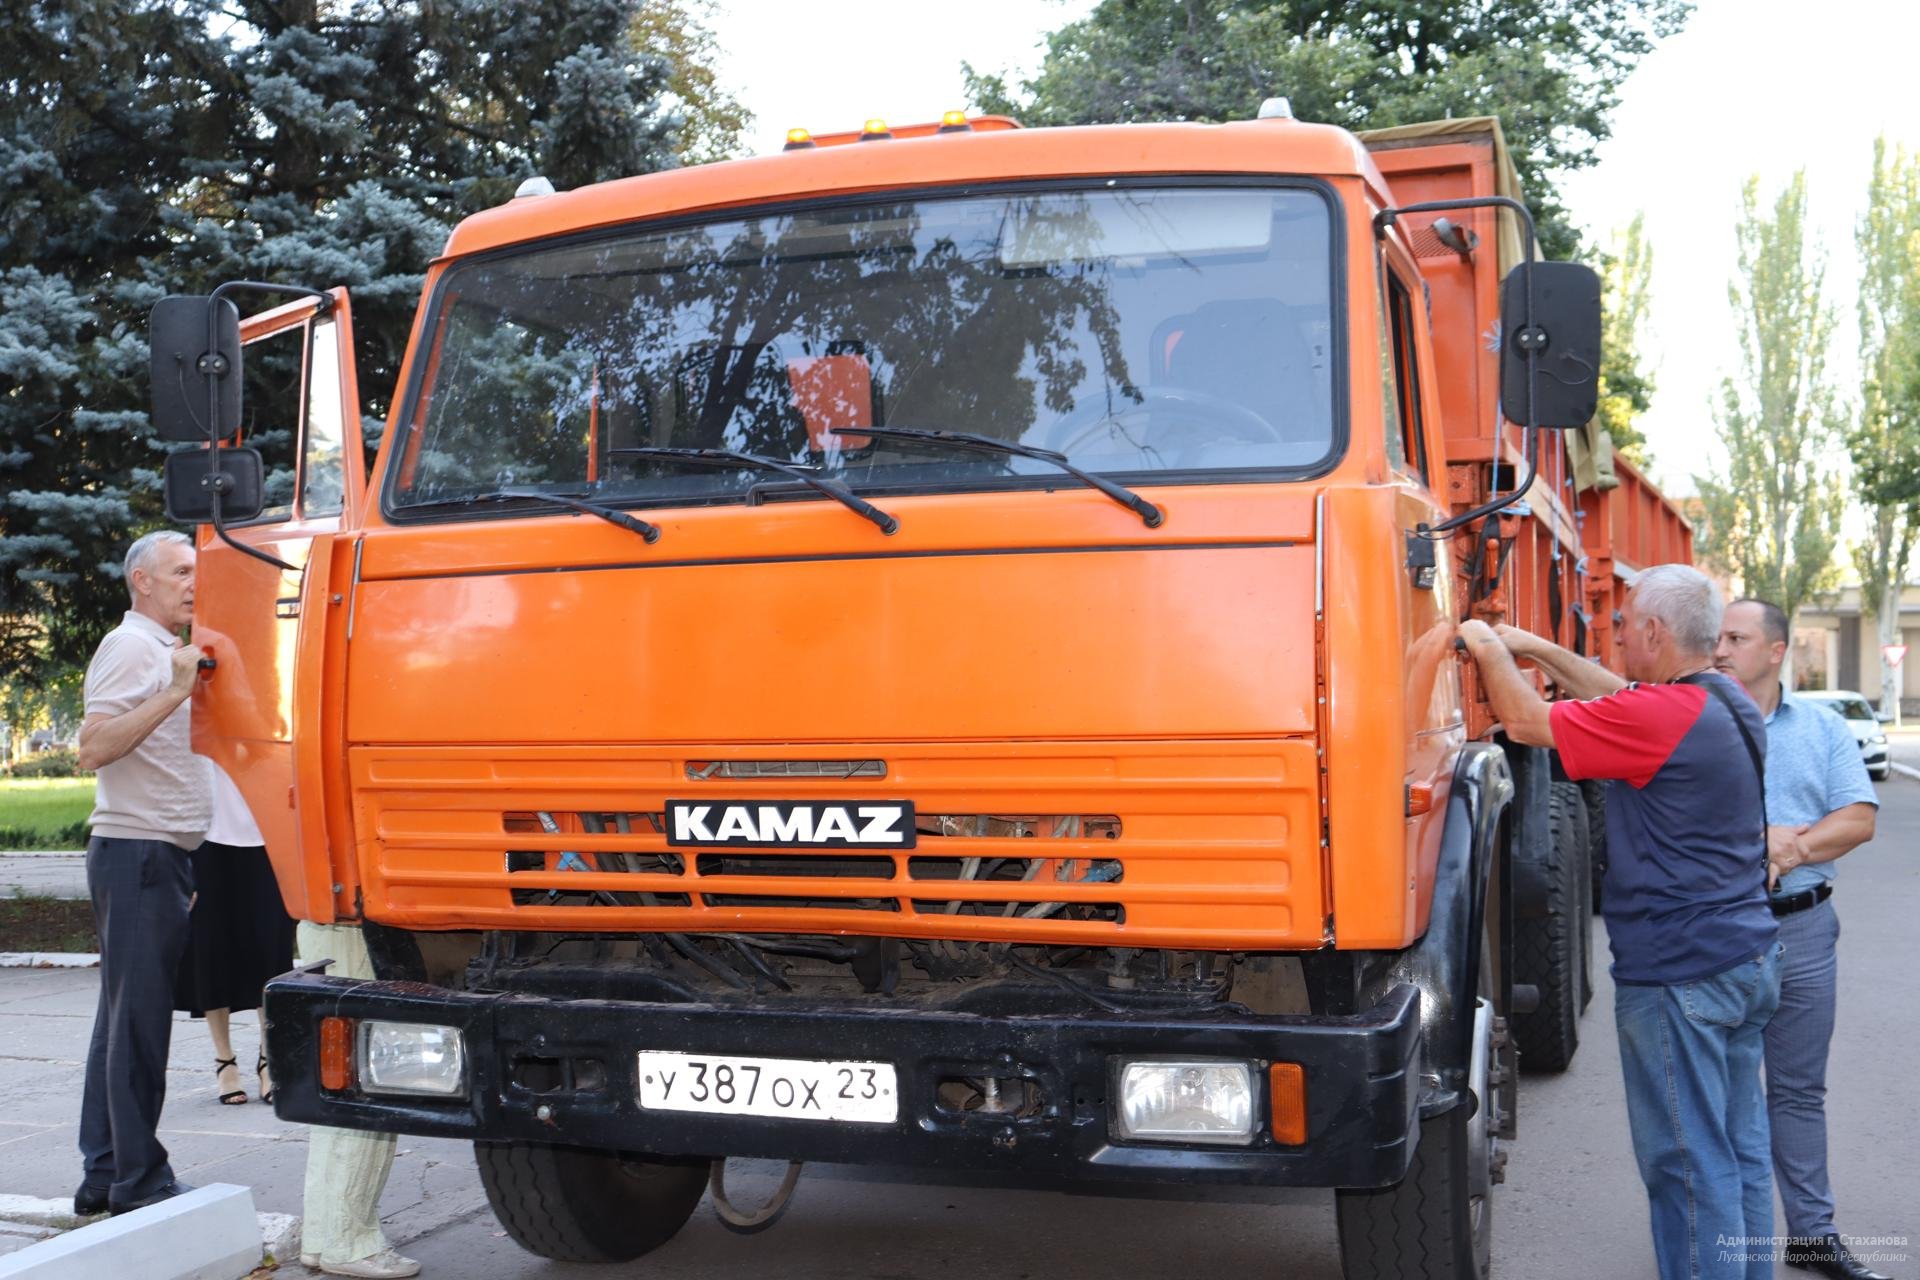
[{"left": 1, "top": 0, "right": 694, "bottom": 683}]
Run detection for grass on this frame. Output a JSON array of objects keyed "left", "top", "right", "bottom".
[
  {"left": 0, "top": 777, "right": 93, "bottom": 850},
  {"left": 0, "top": 890, "right": 97, "bottom": 953}
]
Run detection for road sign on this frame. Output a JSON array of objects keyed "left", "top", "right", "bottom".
[{"left": 1884, "top": 644, "right": 1908, "bottom": 669}]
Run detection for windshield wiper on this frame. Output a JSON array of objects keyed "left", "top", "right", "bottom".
[
  {"left": 609, "top": 447, "right": 898, "bottom": 535},
  {"left": 473, "top": 489, "right": 661, "bottom": 543},
  {"left": 831, "top": 427, "right": 1163, "bottom": 528}
]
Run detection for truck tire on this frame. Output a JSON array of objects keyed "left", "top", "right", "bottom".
[
  {"left": 474, "top": 1141, "right": 708, "bottom": 1262},
  {"left": 1581, "top": 779, "right": 1608, "bottom": 914},
  {"left": 1336, "top": 997, "right": 1496, "bottom": 1280},
  {"left": 1511, "top": 782, "right": 1586, "bottom": 1072}
]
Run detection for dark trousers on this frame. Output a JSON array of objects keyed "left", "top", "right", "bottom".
[{"left": 78, "top": 836, "right": 194, "bottom": 1204}]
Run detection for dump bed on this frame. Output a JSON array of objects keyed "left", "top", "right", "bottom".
[{"left": 1362, "top": 120, "right": 1690, "bottom": 693}]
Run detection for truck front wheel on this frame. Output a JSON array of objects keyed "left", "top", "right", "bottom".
[
  {"left": 1334, "top": 998, "right": 1496, "bottom": 1280},
  {"left": 475, "top": 1141, "right": 708, "bottom": 1262}
]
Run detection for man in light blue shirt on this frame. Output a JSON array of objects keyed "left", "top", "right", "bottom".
[{"left": 1714, "top": 599, "right": 1884, "bottom": 1280}]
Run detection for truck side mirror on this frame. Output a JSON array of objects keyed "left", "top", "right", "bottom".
[
  {"left": 150, "top": 295, "right": 242, "bottom": 442},
  {"left": 1499, "top": 261, "right": 1601, "bottom": 429},
  {"left": 164, "top": 447, "right": 266, "bottom": 524}
]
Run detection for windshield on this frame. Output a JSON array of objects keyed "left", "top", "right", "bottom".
[
  {"left": 1813, "top": 696, "right": 1875, "bottom": 721},
  {"left": 389, "top": 185, "right": 1337, "bottom": 512}
]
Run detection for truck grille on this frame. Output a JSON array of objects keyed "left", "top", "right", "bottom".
[
  {"left": 502, "top": 820, "right": 1125, "bottom": 920},
  {"left": 352, "top": 741, "right": 1319, "bottom": 949}
]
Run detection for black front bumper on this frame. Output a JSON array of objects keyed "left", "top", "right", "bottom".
[{"left": 264, "top": 971, "right": 1421, "bottom": 1188}]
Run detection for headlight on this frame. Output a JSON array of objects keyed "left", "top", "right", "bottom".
[
  {"left": 1869, "top": 734, "right": 1887, "bottom": 745},
  {"left": 358, "top": 1020, "right": 468, "bottom": 1097},
  {"left": 1113, "top": 1058, "right": 1254, "bottom": 1145}
]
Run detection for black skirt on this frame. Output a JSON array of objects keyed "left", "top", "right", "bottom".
[{"left": 173, "top": 840, "right": 297, "bottom": 1016}]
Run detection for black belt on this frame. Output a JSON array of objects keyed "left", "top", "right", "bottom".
[{"left": 1769, "top": 882, "right": 1833, "bottom": 917}]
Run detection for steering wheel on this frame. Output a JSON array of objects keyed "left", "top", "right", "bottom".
[{"left": 1041, "top": 386, "right": 1285, "bottom": 459}]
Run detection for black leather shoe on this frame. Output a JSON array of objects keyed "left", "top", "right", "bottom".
[
  {"left": 1786, "top": 1233, "right": 1894, "bottom": 1280},
  {"left": 107, "top": 1179, "right": 195, "bottom": 1216},
  {"left": 72, "top": 1182, "right": 109, "bottom": 1216}
]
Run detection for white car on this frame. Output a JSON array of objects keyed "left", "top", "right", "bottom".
[{"left": 1798, "top": 689, "right": 1893, "bottom": 782}]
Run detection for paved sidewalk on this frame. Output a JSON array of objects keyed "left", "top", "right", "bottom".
[
  {"left": 0, "top": 966, "right": 489, "bottom": 1267},
  {"left": 0, "top": 852, "right": 88, "bottom": 901}
]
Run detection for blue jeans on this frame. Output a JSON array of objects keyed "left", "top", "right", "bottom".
[{"left": 1614, "top": 944, "right": 1783, "bottom": 1280}]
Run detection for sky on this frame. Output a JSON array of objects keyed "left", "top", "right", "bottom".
[{"left": 708, "top": 0, "right": 1920, "bottom": 498}]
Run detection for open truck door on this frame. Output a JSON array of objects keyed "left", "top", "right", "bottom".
[{"left": 148, "top": 286, "right": 366, "bottom": 921}]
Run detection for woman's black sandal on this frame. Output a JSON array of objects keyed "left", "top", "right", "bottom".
[
  {"left": 256, "top": 1051, "right": 273, "bottom": 1104},
  {"left": 214, "top": 1057, "right": 247, "bottom": 1105}
]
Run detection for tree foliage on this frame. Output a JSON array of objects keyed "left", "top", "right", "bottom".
[
  {"left": 1593, "top": 213, "right": 1656, "bottom": 467},
  {"left": 1851, "top": 136, "right": 1920, "bottom": 713},
  {"left": 963, "top": 0, "right": 1693, "bottom": 257},
  {"left": 1694, "top": 173, "right": 1845, "bottom": 621},
  {"left": 632, "top": 0, "right": 753, "bottom": 163},
  {"left": 0, "top": 0, "right": 731, "bottom": 686}
]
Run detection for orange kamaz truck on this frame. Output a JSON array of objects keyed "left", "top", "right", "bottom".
[{"left": 148, "top": 107, "right": 1689, "bottom": 1278}]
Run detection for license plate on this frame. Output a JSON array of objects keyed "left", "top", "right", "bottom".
[{"left": 636, "top": 1050, "right": 898, "bottom": 1123}]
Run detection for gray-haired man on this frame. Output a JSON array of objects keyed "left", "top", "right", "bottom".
[
  {"left": 1462, "top": 565, "right": 1781, "bottom": 1280},
  {"left": 72, "top": 529, "right": 213, "bottom": 1216}
]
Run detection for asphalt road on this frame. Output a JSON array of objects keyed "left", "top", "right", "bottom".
[{"left": 3, "top": 778, "right": 1914, "bottom": 1277}]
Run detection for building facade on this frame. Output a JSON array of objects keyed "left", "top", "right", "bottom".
[{"left": 1793, "top": 583, "right": 1920, "bottom": 712}]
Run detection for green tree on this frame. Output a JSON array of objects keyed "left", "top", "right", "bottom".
[
  {"left": 1, "top": 665, "right": 83, "bottom": 764},
  {"left": 963, "top": 0, "right": 1693, "bottom": 257},
  {"left": 1852, "top": 136, "right": 1920, "bottom": 722},
  {"left": 0, "top": 0, "right": 719, "bottom": 687},
  {"left": 1694, "top": 172, "right": 1845, "bottom": 624},
  {"left": 633, "top": 0, "right": 753, "bottom": 163},
  {"left": 1593, "top": 214, "right": 1656, "bottom": 467}
]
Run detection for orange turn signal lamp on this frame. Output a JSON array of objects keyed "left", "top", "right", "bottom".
[
  {"left": 1269, "top": 1061, "right": 1308, "bottom": 1145},
  {"left": 785, "top": 112, "right": 984, "bottom": 150},
  {"left": 319, "top": 1015, "right": 356, "bottom": 1091}
]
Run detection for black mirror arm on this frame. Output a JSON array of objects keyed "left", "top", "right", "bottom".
[
  {"left": 192, "top": 281, "right": 327, "bottom": 573},
  {"left": 1375, "top": 196, "right": 1541, "bottom": 536},
  {"left": 199, "top": 281, "right": 333, "bottom": 440},
  {"left": 204, "top": 473, "right": 300, "bottom": 574}
]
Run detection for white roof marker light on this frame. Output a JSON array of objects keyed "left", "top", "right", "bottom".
[
  {"left": 513, "top": 176, "right": 556, "bottom": 199},
  {"left": 1256, "top": 97, "right": 1294, "bottom": 120}
]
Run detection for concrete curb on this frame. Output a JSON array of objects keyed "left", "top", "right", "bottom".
[
  {"left": 0, "top": 954, "right": 99, "bottom": 970},
  {"left": 1893, "top": 762, "right": 1920, "bottom": 783},
  {"left": 0, "top": 1183, "right": 260, "bottom": 1280}
]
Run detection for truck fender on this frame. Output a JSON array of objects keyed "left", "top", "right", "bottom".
[
  {"left": 1362, "top": 742, "right": 1511, "bottom": 1117},
  {"left": 1503, "top": 742, "right": 1553, "bottom": 919}
]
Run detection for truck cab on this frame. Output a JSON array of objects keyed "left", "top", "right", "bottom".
[{"left": 150, "top": 107, "right": 1663, "bottom": 1279}]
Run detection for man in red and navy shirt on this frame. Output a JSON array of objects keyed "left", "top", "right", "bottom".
[{"left": 1459, "top": 564, "right": 1780, "bottom": 1280}]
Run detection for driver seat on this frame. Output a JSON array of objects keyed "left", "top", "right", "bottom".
[{"left": 1153, "top": 298, "right": 1330, "bottom": 437}]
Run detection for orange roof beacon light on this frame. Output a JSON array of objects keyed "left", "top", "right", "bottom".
[
  {"left": 937, "top": 110, "right": 973, "bottom": 134},
  {"left": 783, "top": 127, "right": 815, "bottom": 151},
  {"left": 858, "top": 117, "right": 892, "bottom": 141}
]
